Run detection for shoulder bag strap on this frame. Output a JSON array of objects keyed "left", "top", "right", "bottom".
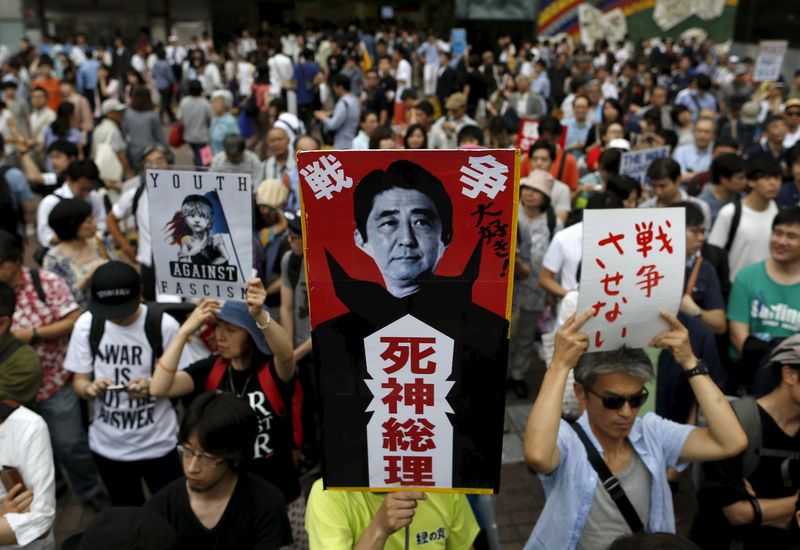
[
  {"left": 204, "top": 356, "right": 228, "bottom": 392},
  {"left": 569, "top": 422, "right": 645, "bottom": 533}
]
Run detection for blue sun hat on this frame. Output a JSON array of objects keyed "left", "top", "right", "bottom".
[{"left": 215, "top": 301, "right": 272, "bottom": 355}]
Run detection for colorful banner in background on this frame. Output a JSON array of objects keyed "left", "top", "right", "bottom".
[
  {"left": 537, "top": 0, "right": 739, "bottom": 43},
  {"left": 298, "top": 149, "right": 518, "bottom": 493}
]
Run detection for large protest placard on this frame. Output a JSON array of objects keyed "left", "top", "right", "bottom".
[
  {"left": 619, "top": 146, "right": 671, "bottom": 183},
  {"left": 516, "top": 118, "right": 540, "bottom": 156},
  {"left": 576, "top": 208, "right": 685, "bottom": 352},
  {"left": 298, "top": 149, "right": 518, "bottom": 493},
  {"left": 147, "top": 169, "right": 253, "bottom": 301},
  {"left": 753, "top": 40, "right": 789, "bottom": 82}
]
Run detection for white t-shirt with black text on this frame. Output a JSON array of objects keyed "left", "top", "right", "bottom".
[{"left": 64, "top": 305, "right": 190, "bottom": 461}]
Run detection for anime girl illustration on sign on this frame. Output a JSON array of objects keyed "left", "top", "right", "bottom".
[{"left": 165, "top": 193, "right": 231, "bottom": 266}]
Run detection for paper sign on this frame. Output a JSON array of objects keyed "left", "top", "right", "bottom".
[
  {"left": 753, "top": 40, "right": 788, "bottom": 82},
  {"left": 619, "top": 146, "right": 671, "bottom": 184},
  {"left": 146, "top": 169, "right": 253, "bottom": 301},
  {"left": 576, "top": 208, "right": 685, "bottom": 351},
  {"left": 516, "top": 118, "right": 540, "bottom": 156},
  {"left": 299, "top": 149, "right": 518, "bottom": 493},
  {"left": 450, "top": 28, "right": 467, "bottom": 58}
]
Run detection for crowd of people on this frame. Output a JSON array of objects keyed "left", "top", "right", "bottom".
[{"left": 0, "top": 20, "right": 799, "bottom": 550}]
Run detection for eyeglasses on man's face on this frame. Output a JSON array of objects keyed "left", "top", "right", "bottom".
[
  {"left": 587, "top": 387, "right": 649, "bottom": 410},
  {"left": 177, "top": 444, "right": 226, "bottom": 467}
]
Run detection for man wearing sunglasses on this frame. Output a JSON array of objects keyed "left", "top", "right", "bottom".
[{"left": 522, "top": 308, "right": 747, "bottom": 550}]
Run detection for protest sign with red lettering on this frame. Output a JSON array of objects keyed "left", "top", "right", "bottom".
[
  {"left": 576, "top": 208, "right": 685, "bottom": 352},
  {"left": 298, "top": 149, "right": 518, "bottom": 493},
  {"left": 516, "top": 118, "right": 539, "bottom": 156}
]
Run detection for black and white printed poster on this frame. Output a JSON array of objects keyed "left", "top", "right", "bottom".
[{"left": 147, "top": 169, "right": 253, "bottom": 301}]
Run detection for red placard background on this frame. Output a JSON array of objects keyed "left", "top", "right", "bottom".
[{"left": 298, "top": 149, "right": 519, "bottom": 329}]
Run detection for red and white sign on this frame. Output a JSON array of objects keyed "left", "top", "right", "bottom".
[{"left": 576, "top": 208, "right": 685, "bottom": 351}]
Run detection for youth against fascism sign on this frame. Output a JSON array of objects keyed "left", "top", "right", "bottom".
[
  {"left": 298, "top": 149, "right": 519, "bottom": 492},
  {"left": 146, "top": 169, "right": 253, "bottom": 301},
  {"left": 576, "top": 208, "right": 685, "bottom": 352}
]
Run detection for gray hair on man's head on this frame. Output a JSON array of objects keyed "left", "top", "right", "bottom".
[
  {"left": 574, "top": 347, "right": 654, "bottom": 389},
  {"left": 211, "top": 89, "right": 234, "bottom": 109}
]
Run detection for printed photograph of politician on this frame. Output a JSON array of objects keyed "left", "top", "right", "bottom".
[{"left": 299, "top": 150, "right": 518, "bottom": 492}]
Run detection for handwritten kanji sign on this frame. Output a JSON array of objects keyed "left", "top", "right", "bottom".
[
  {"left": 146, "top": 169, "right": 253, "bottom": 301},
  {"left": 298, "top": 149, "right": 518, "bottom": 492},
  {"left": 576, "top": 208, "right": 685, "bottom": 351},
  {"left": 619, "top": 146, "right": 671, "bottom": 184},
  {"left": 753, "top": 40, "right": 788, "bottom": 83}
]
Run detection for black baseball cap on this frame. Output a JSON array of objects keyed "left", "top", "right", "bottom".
[
  {"left": 89, "top": 261, "right": 142, "bottom": 320},
  {"left": 61, "top": 506, "right": 177, "bottom": 550},
  {"left": 283, "top": 209, "right": 303, "bottom": 235}
]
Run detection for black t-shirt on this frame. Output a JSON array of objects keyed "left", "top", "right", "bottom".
[
  {"left": 185, "top": 356, "right": 301, "bottom": 502},
  {"left": 694, "top": 404, "right": 800, "bottom": 549},
  {"left": 145, "top": 472, "right": 292, "bottom": 550}
]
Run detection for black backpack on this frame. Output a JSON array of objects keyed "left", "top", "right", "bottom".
[
  {"left": 0, "top": 166, "right": 23, "bottom": 241},
  {"left": 88, "top": 305, "right": 164, "bottom": 370}
]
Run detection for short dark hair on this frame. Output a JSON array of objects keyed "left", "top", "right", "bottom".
[
  {"left": 746, "top": 156, "right": 782, "bottom": 180},
  {"left": 0, "top": 230, "right": 22, "bottom": 263},
  {"left": 764, "top": 113, "right": 786, "bottom": 130},
  {"left": 585, "top": 190, "right": 624, "bottom": 210},
  {"left": 414, "top": 100, "right": 434, "bottom": 117},
  {"left": 47, "top": 139, "right": 79, "bottom": 158},
  {"left": 598, "top": 148, "right": 622, "bottom": 174},
  {"left": 646, "top": 157, "right": 680, "bottom": 182},
  {"left": 456, "top": 124, "right": 483, "bottom": 146},
  {"left": 713, "top": 135, "right": 739, "bottom": 152},
  {"left": 529, "top": 140, "right": 555, "bottom": 161},
  {"left": 788, "top": 143, "right": 800, "bottom": 166},
  {"left": 188, "top": 79, "right": 204, "bottom": 96},
  {"left": 606, "top": 175, "right": 641, "bottom": 203},
  {"left": 772, "top": 206, "right": 800, "bottom": 230},
  {"left": 695, "top": 73, "right": 712, "bottom": 90},
  {"left": 178, "top": 392, "right": 258, "bottom": 472},
  {"left": 354, "top": 160, "right": 453, "bottom": 245},
  {"left": 368, "top": 125, "right": 394, "bottom": 149},
  {"left": 331, "top": 73, "right": 351, "bottom": 91},
  {"left": 31, "top": 85, "right": 48, "bottom": 97},
  {"left": 710, "top": 153, "right": 745, "bottom": 184},
  {"left": 0, "top": 281, "right": 15, "bottom": 320},
  {"left": 672, "top": 200, "right": 704, "bottom": 227},
  {"left": 48, "top": 198, "right": 93, "bottom": 242},
  {"left": 538, "top": 116, "right": 562, "bottom": 137},
  {"left": 66, "top": 159, "right": 99, "bottom": 182}
]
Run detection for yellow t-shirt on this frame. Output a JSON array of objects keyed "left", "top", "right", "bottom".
[{"left": 305, "top": 479, "right": 480, "bottom": 549}]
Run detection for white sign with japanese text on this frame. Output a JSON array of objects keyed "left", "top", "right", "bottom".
[
  {"left": 619, "top": 146, "right": 671, "bottom": 184},
  {"left": 364, "top": 315, "right": 455, "bottom": 488},
  {"left": 576, "top": 208, "right": 685, "bottom": 351},
  {"left": 147, "top": 169, "right": 253, "bottom": 302},
  {"left": 753, "top": 40, "right": 789, "bottom": 83}
]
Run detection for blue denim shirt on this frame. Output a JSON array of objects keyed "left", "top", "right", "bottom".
[{"left": 523, "top": 412, "right": 695, "bottom": 550}]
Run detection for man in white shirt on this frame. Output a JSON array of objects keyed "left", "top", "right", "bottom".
[
  {"left": 428, "top": 92, "right": 477, "bottom": 149},
  {"left": 673, "top": 117, "right": 715, "bottom": 182},
  {"left": 36, "top": 159, "right": 106, "bottom": 248},
  {"left": 0, "top": 403, "right": 56, "bottom": 549},
  {"left": 106, "top": 145, "right": 170, "bottom": 302},
  {"left": 708, "top": 156, "right": 781, "bottom": 282},
  {"left": 391, "top": 48, "right": 412, "bottom": 114},
  {"left": 28, "top": 87, "right": 55, "bottom": 148}
]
